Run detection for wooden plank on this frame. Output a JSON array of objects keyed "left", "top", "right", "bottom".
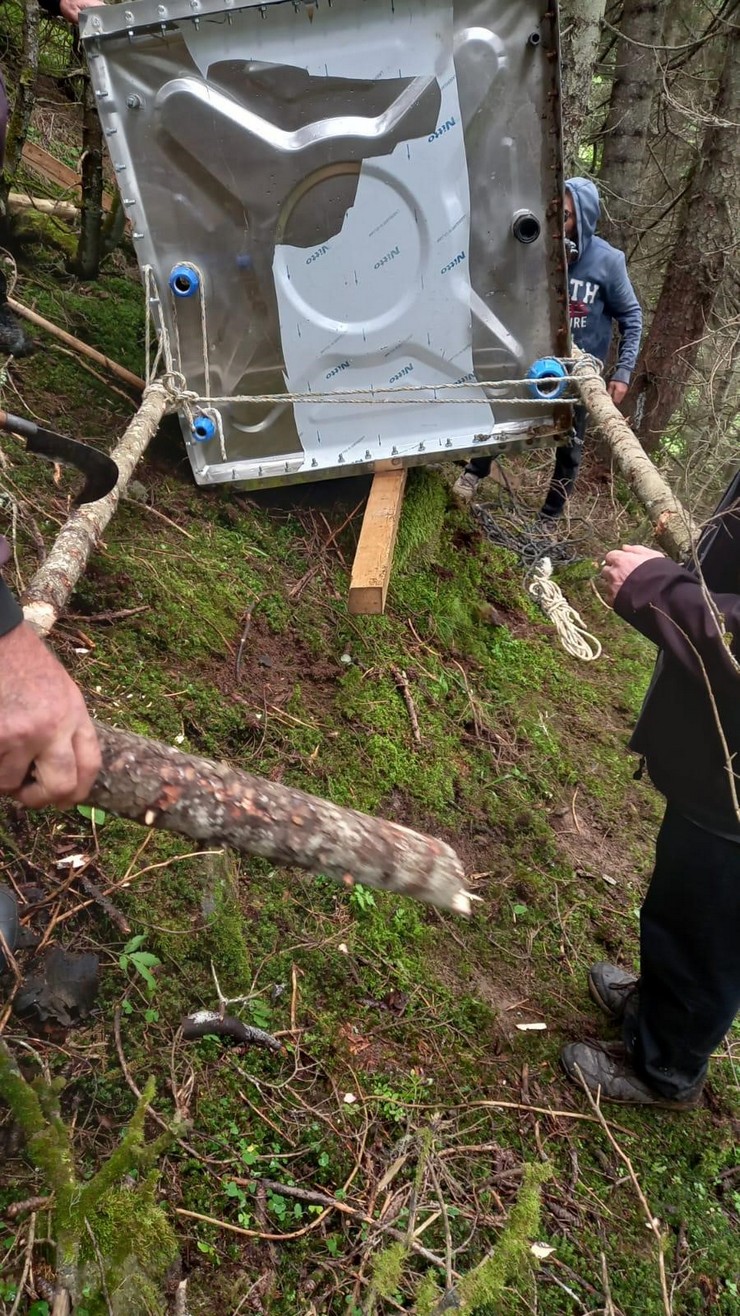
[
  {"left": 21, "top": 141, "right": 113, "bottom": 212},
  {"left": 348, "top": 469, "right": 408, "bottom": 616}
]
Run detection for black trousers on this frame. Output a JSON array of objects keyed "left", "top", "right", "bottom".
[
  {"left": 466, "top": 406, "right": 588, "bottom": 517},
  {"left": 624, "top": 805, "right": 740, "bottom": 1101}
]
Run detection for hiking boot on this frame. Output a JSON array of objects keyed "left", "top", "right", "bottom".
[
  {"left": 561, "top": 1041, "right": 703, "bottom": 1109},
  {"left": 588, "top": 962, "right": 638, "bottom": 1022},
  {"left": 452, "top": 470, "right": 481, "bottom": 505}
]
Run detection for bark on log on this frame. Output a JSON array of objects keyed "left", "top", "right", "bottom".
[
  {"left": 7, "top": 297, "right": 145, "bottom": 393},
  {"left": 571, "top": 349, "right": 697, "bottom": 558},
  {"left": 22, "top": 386, "right": 169, "bottom": 635},
  {"left": 8, "top": 193, "right": 79, "bottom": 219},
  {"left": 86, "top": 722, "right": 472, "bottom": 915}
]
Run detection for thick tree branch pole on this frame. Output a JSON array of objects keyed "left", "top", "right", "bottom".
[
  {"left": 571, "top": 349, "right": 697, "bottom": 558},
  {"left": 86, "top": 722, "right": 473, "bottom": 915},
  {"left": 22, "top": 385, "right": 170, "bottom": 635}
]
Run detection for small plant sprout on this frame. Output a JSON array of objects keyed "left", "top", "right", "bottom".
[{"left": 118, "top": 935, "right": 162, "bottom": 997}]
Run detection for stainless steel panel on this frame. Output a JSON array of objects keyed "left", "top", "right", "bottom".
[{"left": 82, "top": 0, "right": 569, "bottom": 488}]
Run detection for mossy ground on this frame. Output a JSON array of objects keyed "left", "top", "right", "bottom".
[{"left": 0, "top": 96, "right": 738, "bottom": 1316}]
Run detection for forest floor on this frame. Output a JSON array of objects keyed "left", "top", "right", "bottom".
[{"left": 0, "top": 30, "right": 738, "bottom": 1316}]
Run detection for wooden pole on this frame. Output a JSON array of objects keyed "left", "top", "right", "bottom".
[
  {"left": 571, "top": 347, "right": 697, "bottom": 559},
  {"left": 8, "top": 192, "right": 79, "bottom": 219},
  {"left": 7, "top": 297, "right": 145, "bottom": 393},
  {"left": 22, "top": 385, "right": 170, "bottom": 635},
  {"left": 88, "top": 722, "right": 472, "bottom": 915},
  {"left": 348, "top": 468, "right": 407, "bottom": 615}
]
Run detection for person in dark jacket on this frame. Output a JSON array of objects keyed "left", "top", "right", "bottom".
[
  {"left": 0, "top": 0, "right": 103, "bottom": 807},
  {"left": 453, "top": 178, "right": 643, "bottom": 515},
  {"left": 561, "top": 470, "right": 740, "bottom": 1106}
]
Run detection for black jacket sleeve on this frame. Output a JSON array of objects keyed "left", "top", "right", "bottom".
[
  {"left": 0, "top": 578, "right": 23, "bottom": 637},
  {"left": 39, "top": 0, "right": 63, "bottom": 16},
  {"left": 0, "top": 536, "right": 22, "bottom": 636},
  {"left": 614, "top": 557, "right": 740, "bottom": 696}
]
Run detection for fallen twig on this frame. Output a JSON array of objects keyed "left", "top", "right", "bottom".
[
  {"left": 573, "top": 1064, "right": 672, "bottom": 1316},
  {"left": 8, "top": 296, "right": 145, "bottom": 393},
  {"left": 391, "top": 666, "right": 422, "bottom": 744},
  {"left": 6, "top": 1194, "right": 52, "bottom": 1220},
  {"left": 180, "top": 1011, "right": 282, "bottom": 1053},
  {"left": 76, "top": 873, "right": 131, "bottom": 935},
  {"left": 8, "top": 1212, "right": 35, "bottom": 1316},
  {"left": 234, "top": 597, "right": 261, "bottom": 682}
]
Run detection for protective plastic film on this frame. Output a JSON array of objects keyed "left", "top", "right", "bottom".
[{"left": 83, "top": 0, "right": 570, "bottom": 488}]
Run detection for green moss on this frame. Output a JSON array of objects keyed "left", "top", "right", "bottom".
[
  {"left": 370, "top": 1240, "right": 408, "bottom": 1301},
  {"left": 458, "top": 1163, "right": 552, "bottom": 1315},
  {"left": 200, "top": 852, "right": 252, "bottom": 996},
  {"left": 395, "top": 467, "right": 448, "bottom": 570},
  {"left": 82, "top": 1176, "right": 178, "bottom": 1316}
]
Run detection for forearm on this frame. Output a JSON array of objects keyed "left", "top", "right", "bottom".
[{"left": 615, "top": 558, "right": 740, "bottom": 688}]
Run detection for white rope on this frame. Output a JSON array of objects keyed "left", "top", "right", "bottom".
[
  {"left": 182, "top": 386, "right": 580, "bottom": 406},
  {"left": 528, "top": 557, "right": 602, "bottom": 662}
]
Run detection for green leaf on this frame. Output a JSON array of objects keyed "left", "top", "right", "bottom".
[
  {"left": 131, "top": 951, "right": 161, "bottom": 968},
  {"left": 123, "top": 934, "right": 147, "bottom": 954},
  {"left": 130, "top": 956, "right": 158, "bottom": 994},
  {"left": 77, "top": 805, "right": 106, "bottom": 826}
]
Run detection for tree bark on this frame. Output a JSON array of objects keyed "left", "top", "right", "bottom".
[
  {"left": 598, "top": 0, "right": 668, "bottom": 249},
  {"left": 0, "top": 0, "right": 40, "bottom": 212},
  {"left": 559, "top": 0, "right": 607, "bottom": 173},
  {"left": 73, "top": 74, "right": 105, "bottom": 280},
  {"left": 86, "top": 722, "right": 472, "bottom": 915},
  {"left": 102, "top": 191, "right": 127, "bottom": 255},
  {"left": 21, "top": 385, "right": 169, "bottom": 635},
  {"left": 572, "top": 348, "right": 696, "bottom": 557},
  {"left": 630, "top": 34, "right": 739, "bottom": 453}
]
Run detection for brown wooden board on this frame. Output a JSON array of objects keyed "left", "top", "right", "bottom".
[
  {"left": 21, "top": 141, "right": 113, "bottom": 212},
  {"left": 348, "top": 469, "right": 408, "bottom": 616}
]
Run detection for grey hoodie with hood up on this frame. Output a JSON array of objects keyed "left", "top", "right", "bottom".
[{"left": 566, "top": 177, "right": 643, "bottom": 385}]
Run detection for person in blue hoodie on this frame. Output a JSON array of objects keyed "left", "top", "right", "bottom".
[{"left": 453, "top": 178, "right": 643, "bottom": 517}]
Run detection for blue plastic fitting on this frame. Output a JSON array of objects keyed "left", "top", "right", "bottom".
[
  {"left": 526, "top": 356, "right": 568, "bottom": 400},
  {"left": 192, "top": 414, "right": 216, "bottom": 443},
  {"left": 169, "top": 264, "right": 200, "bottom": 298}
]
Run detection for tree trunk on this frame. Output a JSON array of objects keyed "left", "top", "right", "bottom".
[
  {"left": 102, "top": 190, "right": 127, "bottom": 255},
  {"left": 22, "top": 386, "right": 169, "bottom": 635},
  {"left": 559, "top": 0, "right": 607, "bottom": 173},
  {"left": 572, "top": 348, "right": 696, "bottom": 557},
  {"left": 630, "top": 35, "right": 739, "bottom": 453},
  {"left": 598, "top": 0, "right": 668, "bottom": 249},
  {"left": 0, "top": 0, "right": 40, "bottom": 212},
  {"left": 73, "top": 74, "right": 105, "bottom": 279},
  {"left": 87, "top": 722, "right": 472, "bottom": 915}
]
